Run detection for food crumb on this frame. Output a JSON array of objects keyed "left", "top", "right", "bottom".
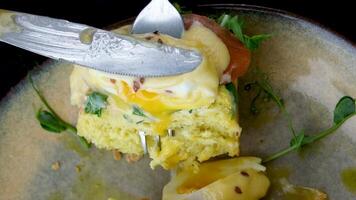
[
  {"left": 133, "top": 80, "right": 141, "bottom": 92},
  {"left": 51, "top": 161, "right": 61, "bottom": 171},
  {"left": 75, "top": 165, "right": 81, "bottom": 173},
  {"left": 112, "top": 149, "right": 122, "bottom": 161},
  {"left": 234, "top": 186, "right": 242, "bottom": 194},
  {"left": 139, "top": 77, "right": 145, "bottom": 84},
  {"left": 110, "top": 79, "right": 116, "bottom": 84},
  {"left": 125, "top": 154, "right": 142, "bottom": 163},
  {"left": 240, "top": 171, "right": 249, "bottom": 177}
]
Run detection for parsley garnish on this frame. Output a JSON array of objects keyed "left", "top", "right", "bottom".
[
  {"left": 225, "top": 82, "right": 238, "bottom": 117},
  {"left": 217, "top": 14, "right": 271, "bottom": 51},
  {"left": 30, "top": 76, "right": 91, "bottom": 148},
  {"left": 84, "top": 92, "right": 108, "bottom": 117}
]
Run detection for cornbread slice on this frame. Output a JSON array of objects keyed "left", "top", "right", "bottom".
[
  {"left": 71, "top": 21, "right": 241, "bottom": 170},
  {"left": 76, "top": 86, "right": 241, "bottom": 169}
]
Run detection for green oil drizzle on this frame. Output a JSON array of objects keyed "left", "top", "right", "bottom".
[
  {"left": 70, "top": 170, "right": 137, "bottom": 200},
  {"left": 47, "top": 191, "right": 64, "bottom": 200},
  {"left": 264, "top": 166, "right": 291, "bottom": 199},
  {"left": 281, "top": 188, "right": 325, "bottom": 200},
  {"left": 59, "top": 136, "right": 137, "bottom": 199},
  {"left": 341, "top": 167, "right": 356, "bottom": 194},
  {"left": 61, "top": 134, "right": 90, "bottom": 158},
  {"left": 266, "top": 166, "right": 326, "bottom": 200},
  {"left": 267, "top": 166, "right": 292, "bottom": 184}
]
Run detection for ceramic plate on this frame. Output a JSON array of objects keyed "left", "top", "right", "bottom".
[{"left": 0, "top": 4, "right": 355, "bottom": 200}]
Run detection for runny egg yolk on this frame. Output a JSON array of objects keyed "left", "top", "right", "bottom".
[
  {"left": 70, "top": 22, "right": 232, "bottom": 135},
  {"left": 121, "top": 81, "right": 176, "bottom": 135}
]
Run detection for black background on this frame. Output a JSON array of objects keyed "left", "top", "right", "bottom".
[{"left": 1, "top": 0, "right": 354, "bottom": 98}]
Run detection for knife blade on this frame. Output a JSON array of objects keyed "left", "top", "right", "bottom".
[{"left": 0, "top": 9, "right": 202, "bottom": 77}]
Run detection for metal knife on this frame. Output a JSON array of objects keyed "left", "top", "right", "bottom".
[{"left": 0, "top": 9, "right": 202, "bottom": 77}]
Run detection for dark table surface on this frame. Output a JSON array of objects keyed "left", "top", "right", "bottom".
[{"left": 0, "top": 0, "right": 354, "bottom": 98}]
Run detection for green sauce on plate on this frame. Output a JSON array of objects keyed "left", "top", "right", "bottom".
[{"left": 341, "top": 168, "right": 356, "bottom": 194}]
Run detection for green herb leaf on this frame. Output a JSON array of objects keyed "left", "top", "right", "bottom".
[
  {"left": 132, "top": 105, "right": 147, "bottom": 117},
  {"left": 30, "top": 75, "right": 91, "bottom": 149},
  {"left": 217, "top": 14, "right": 270, "bottom": 51},
  {"left": 263, "top": 96, "right": 356, "bottom": 163},
  {"left": 225, "top": 83, "right": 238, "bottom": 104},
  {"left": 173, "top": 2, "right": 192, "bottom": 14},
  {"left": 225, "top": 83, "right": 239, "bottom": 105},
  {"left": 243, "top": 34, "right": 272, "bottom": 51},
  {"left": 36, "top": 110, "right": 67, "bottom": 133},
  {"left": 299, "top": 135, "right": 314, "bottom": 146},
  {"left": 84, "top": 92, "right": 108, "bottom": 117},
  {"left": 246, "top": 68, "right": 355, "bottom": 164},
  {"left": 223, "top": 15, "right": 245, "bottom": 43},
  {"left": 289, "top": 131, "right": 305, "bottom": 150},
  {"left": 225, "top": 82, "right": 238, "bottom": 117},
  {"left": 334, "top": 96, "right": 356, "bottom": 124},
  {"left": 30, "top": 75, "right": 60, "bottom": 119},
  {"left": 216, "top": 14, "right": 231, "bottom": 27},
  {"left": 77, "top": 136, "right": 92, "bottom": 148},
  {"left": 173, "top": 2, "right": 183, "bottom": 13},
  {"left": 254, "top": 71, "right": 284, "bottom": 110},
  {"left": 246, "top": 69, "right": 296, "bottom": 136},
  {"left": 250, "top": 87, "right": 262, "bottom": 115},
  {"left": 257, "top": 77, "right": 296, "bottom": 136}
]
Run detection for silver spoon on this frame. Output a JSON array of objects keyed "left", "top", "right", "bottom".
[
  {"left": 132, "top": 0, "right": 184, "bottom": 153},
  {"left": 132, "top": 0, "right": 184, "bottom": 38}
]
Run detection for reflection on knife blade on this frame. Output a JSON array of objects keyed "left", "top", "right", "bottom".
[{"left": 0, "top": 9, "right": 202, "bottom": 77}]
